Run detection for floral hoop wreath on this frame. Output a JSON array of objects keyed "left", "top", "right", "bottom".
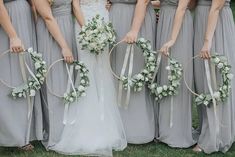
[
  {"left": 0, "top": 48, "right": 47, "bottom": 99},
  {"left": 148, "top": 52, "right": 183, "bottom": 101},
  {"left": 184, "top": 54, "right": 233, "bottom": 107},
  {"left": 46, "top": 59, "right": 89, "bottom": 104},
  {"left": 109, "top": 38, "right": 157, "bottom": 92}
]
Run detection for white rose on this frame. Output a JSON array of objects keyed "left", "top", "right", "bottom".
[
  {"left": 163, "top": 85, "right": 168, "bottom": 91},
  {"left": 18, "top": 93, "right": 23, "bottom": 98},
  {"left": 214, "top": 57, "right": 220, "bottom": 63},
  {"left": 213, "top": 92, "right": 220, "bottom": 99},
  {"left": 78, "top": 85, "right": 85, "bottom": 92},
  {"left": 217, "top": 63, "right": 224, "bottom": 69},
  {"left": 69, "top": 97, "right": 74, "bottom": 102},
  {"left": 157, "top": 87, "right": 163, "bottom": 93},
  {"left": 81, "top": 92, "right": 86, "bottom": 97},
  {"left": 29, "top": 90, "right": 36, "bottom": 97},
  {"left": 227, "top": 73, "right": 234, "bottom": 80},
  {"left": 35, "top": 62, "right": 41, "bottom": 69},
  {"left": 166, "top": 66, "right": 171, "bottom": 71},
  {"left": 81, "top": 79, "right": 86, "bottom": 84},
  {"left": 28, "top": 47, "right": 33, "bottom": 53}
]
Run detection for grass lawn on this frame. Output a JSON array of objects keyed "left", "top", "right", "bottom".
[{"left": 0, "top": 2, "right": 235, "bottom": 157}]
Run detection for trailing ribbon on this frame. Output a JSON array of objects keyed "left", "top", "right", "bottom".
[
  {"left": 19, "top": 53, "right": 33, "bottom": 144},
  {"left": 151, "top": 51, "right": 162, "bottom": 84},
  {"left": 63, "top": 64, "right": 76, "bottom": 125},
  {"left": 118, "top": 45, "right": 134, "bottom": 109},
  {"left": 204, "top": 60, "right": 219, "bottom": 135}
]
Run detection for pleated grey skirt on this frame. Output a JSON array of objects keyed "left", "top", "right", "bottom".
[
  {"left": 109, "top": 3, "right": 156, "bottom": 144},
  {"left": 0, "top": 0, "right": 43, "bottom": 147},
  {"left": 156, "top": 5, "right": 196, "bottom": 148},
  {"left": 194, "top": 3, "right": 235, "bottom": 154},
  {"left": 36, "top": 9, "right": 77, "bottom": 149}
]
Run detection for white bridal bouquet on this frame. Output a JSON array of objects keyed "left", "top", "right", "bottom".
[{"left": 78, "top": 14, "right": 116, "bottom": 55}]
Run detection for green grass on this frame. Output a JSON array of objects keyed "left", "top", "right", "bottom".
[{"left": 0, "top": 3, "right": 235, "bottom": 157}]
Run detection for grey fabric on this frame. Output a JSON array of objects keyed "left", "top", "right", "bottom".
[
  {"left": 109, "top": 2, "right": 156, "bottom": 144},
  {"left": 36, "top": 0, "right": 77, "bottom": 149},
  {"left": 194, "top": 0, "right": 235, "bottom": 154},
  {"left": 110, "top": 0, "right": 136, "bottom": 4},
  {"left": 0, "top": 0, "right": 43, "bottom": 147},
  {"left": 156, "top": 0, "right": 196, "bottom": 148}
]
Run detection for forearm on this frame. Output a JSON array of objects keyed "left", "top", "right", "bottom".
[
  {"left": 73, "top": 0, "right": 85, "bottom": 26},
  {"left": 130, "top": 0, "right": 149, "bottom": 33},
  {"left": 170, "top": 1, "right": 189, "bottom": 42},
  {"left": 44, "top": 18, "right": 68, "bottom": 49},
  {"left": 204, "top": 1, "right": 225, "bottom": 43},
  {"left": 0, "top": 3, "right": 18, "bottom": 39}
]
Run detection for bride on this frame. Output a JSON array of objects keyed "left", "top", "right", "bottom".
[{"left": 52, "top": 0, "right": 127, "bottom": 156}]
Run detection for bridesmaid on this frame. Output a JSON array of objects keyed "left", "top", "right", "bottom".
[
  {"left": 0, "top": 0, "right": 42, "bottom": 150},
  {"left": 33, "top": 0, "right": 77, "bottom": 150},
  {"left": 156, "top": 0, "right": 196, "bottom": 148},
  {"left": 193, "top": 0, "right": 235, "bottom": 153},
  {"left": 109, "top": 0, "right": 156, "bottom": 144}
]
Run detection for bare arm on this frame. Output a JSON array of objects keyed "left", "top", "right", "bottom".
[
  {"left": 200, "top": 0, "right": 225, "bottom": 59},
  {"left": 33, "top": 0, "right": 74, "bottom": 63},
  {"left": 72, "top": 0, "right": 85, "bottom": 27},
  {"left": 124, "top": 0, "right": 149, "bottom": 43},
  {"left": 160, "top": 0, "right": 190, "bottom": 56},
  {"left": 0, "top": 0, "right": 24, "bottom": 52}
]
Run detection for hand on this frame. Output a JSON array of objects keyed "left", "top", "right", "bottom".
[
  {"left": 123, "top": 30, "right": 138, "bottom": 44},
  {"left": 62, "top": 47, "right": 74, "bottom": 64},
  {"left": 151, "top": 0, "right": 161, "bottom": 9},
  {"left": 10, "top": 37, "right": 25, "bottom": 53},
  {"left": 105, "top": 0, "right": 112, "bottom": 11},
  {"left": 200, "top": 41, "right": 212, "bottom": 60},
  {"left": 159, "top": 40, "right": 175, "bottom": 57}
]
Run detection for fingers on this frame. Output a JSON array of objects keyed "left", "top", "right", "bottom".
[
  {"left": 12, "top": 46, "right": 24, "bottom": 53},
  {"left": 160, "top": 46, "right": 169, "bottom": 57},
  {"left": 64, "top": 55, "right": 74, "bottom": 64},
  {"left": 200, "top": 51, "right": 211, "bottom": 60},
  {"left": 124, "top": 36, "right": 137, "bottom": 44}
]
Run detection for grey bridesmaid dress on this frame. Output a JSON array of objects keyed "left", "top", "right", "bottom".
[
  {"left": 0, "top": 0, "right": 43, "bottom": 147},
  {"left": 156, "top": 0, "right": 196, "bottom": 148},
  {"left": 194, "top": 0, "right": 235, "bottom": 153},
  {"left": 109, "top": 0, "right": 156, "bottom": 144},
  {"left": 36, "top": 0, "right": 77, "bottom": 149}
]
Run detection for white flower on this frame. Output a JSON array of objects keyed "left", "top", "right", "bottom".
[
  {"left": 81, "top": 79, "right": 86, "bottom": 84},
  {"left": 69, "top": 97, "right": 74, "bottom": 102},
  {"left": 29, "top": 89, "right": 36, "bottom": 97},
  {"left": 214, "top": 57, "right": 220, "bottom": 63},
  {"left": 35, "top": 62, "right": 41, "bottom": 69},
  {"left": 28, "top": 48, "right": 33, "bottom": 53},
  {"left": 217, "top": 63, "right": 224, "bottom": 69},
  {"left": 213, "top": 92, "right": 220, "bottom": 99},
  {"left": 18, "top": 93, "right": 23, "bottom": 98},
  {"left": 227, "top": 73, "right": 234, "bottom": 80},
  {"left": 204, "top": 101, "right": 209, "bottom": 106},
  {"left": 78, "top": 85, "right": 85, "bottom": 92},
  {"left": 75, "top": 65, "right": 80, "bottom": 70},
  {"left": 163, "top": 85, "right": 168, "bottom": 91},
  {"left": 166, "top": 66, "right": 171, "bottom": 71},
  {"left": 157, "top": 87, "right": 163, "bottom": 93},
  {"left": 81, "top": 92, "right": 86, "bottom": 97},
  {"left": 136, "top": 74, "right": 144, "bottom": 80}
]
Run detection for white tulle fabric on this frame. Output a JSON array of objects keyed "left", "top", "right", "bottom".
[{"left": 51, "top": 0, "right": 127, "bottom": 156}]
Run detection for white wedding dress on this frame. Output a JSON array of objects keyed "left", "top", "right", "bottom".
[{"left": 51, "top": 0, "right": 127, "bottom": 156}]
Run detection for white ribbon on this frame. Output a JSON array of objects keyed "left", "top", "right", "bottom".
[
  {"left": 118, "top": 45, "right": 134, "bottom": 108},
  {"left": 63, "top": 64, "right": 76, "bottom": 125},
  {"left": 19, "top": 53, "right": 33, "bottom": 144},
  {"left": 204, "top": 60, "right": 219, "bottom": 135},
  {"left": 151, "top": 52, "right": 162, "bottom": 84}
]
